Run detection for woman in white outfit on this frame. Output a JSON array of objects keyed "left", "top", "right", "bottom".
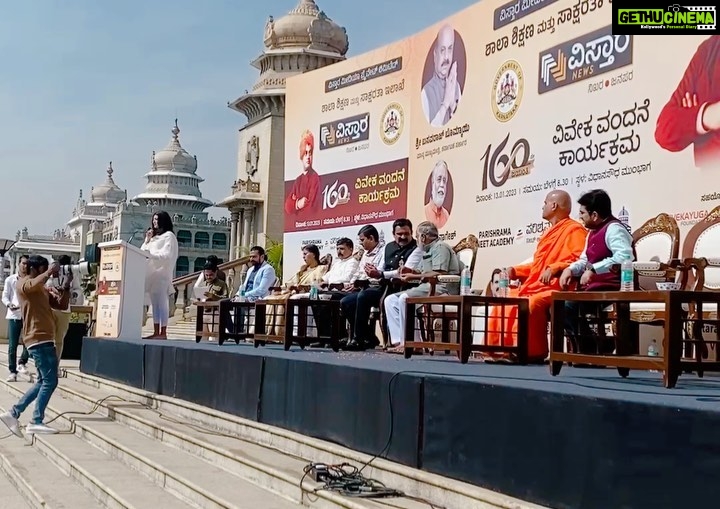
[{"left": 140, "top": 211, "right": 179, "bottom": 339}]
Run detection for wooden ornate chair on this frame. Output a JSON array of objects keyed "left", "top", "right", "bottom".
[
  {"left": 415, "top": 235, "right": 480, "bottom": 346},
  {"left": 625, "top": 213, "right": 683, "bottom": 323},
  {"left": 680, "top": 205, "right": 720, "bottom": 366}
]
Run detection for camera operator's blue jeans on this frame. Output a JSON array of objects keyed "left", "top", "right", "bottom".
[
  {"left": 10, "top": 343, "right": 58, "bottom": 425},
  {"left": 7, "top": 319, "right": 29, "bottom": 374}
]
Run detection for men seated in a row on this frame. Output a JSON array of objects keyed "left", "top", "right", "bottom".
[
  {"left": 384, "top": 221, "right": 462, "bottom": 353},
  {"left": 340, "top": 219, "right": 423, "bottom": 350},
  {"left": 486, "top": 189, "right": 634, "bottom": 363}
]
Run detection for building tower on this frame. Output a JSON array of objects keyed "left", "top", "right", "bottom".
[
  {"left": 132, "top": 120, "right": 214, "bottom": 214},
  {"left": 218, "top": 0, "right": 349, "bottom": 259}
]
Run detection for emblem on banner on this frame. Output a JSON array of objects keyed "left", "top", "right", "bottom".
[
  {"left": 380, "top": 102, "right": 404, "bottom": 145},
  {"left": 492, "top": 59, "right": 524, "bottom": 122}
]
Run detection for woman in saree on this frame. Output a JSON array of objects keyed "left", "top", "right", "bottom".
[{"left": 264, "top": 244, "right": 327, "bottom": 336}]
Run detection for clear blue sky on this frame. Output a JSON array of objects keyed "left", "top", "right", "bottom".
[{"left": 0, "top": 0, "right": 476, "bottom": 240}]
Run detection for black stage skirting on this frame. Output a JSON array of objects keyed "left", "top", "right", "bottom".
[{"left": 80, "top": 337, "right": 720, "bottom": 509}]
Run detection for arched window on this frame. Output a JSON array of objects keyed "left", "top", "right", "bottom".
[
  {"left": 194, "top": 257, "right": 206, "bottom": 272},
  {"left": 212, "top": 233, "right": 227, "bottom": 250},
  {"left": 177, "top": 230, "right": 192, "bottom": 247},
  {"left": 175, "top": 256, "right": 189, "bottom": 277},
  {"left": 194, "top": 231, "right": 210, "bottom": 249}
]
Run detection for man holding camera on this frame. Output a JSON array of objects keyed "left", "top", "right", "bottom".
[
  {"left": 47, "top": 255, "right": 76, "bottom": 367},
  {"left": 0, "top": 255, "right": 72, "bottom": 436}
]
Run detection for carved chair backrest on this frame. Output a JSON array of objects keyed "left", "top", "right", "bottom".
[
  {"left": 453, "top": 234, "right": 479, "bottom": 275},
  {"left": 682, "top": 205, "right": 720, "bottom": 292},
  {"left": 632, "top": 213, "right": 680, "bottom": 290}
]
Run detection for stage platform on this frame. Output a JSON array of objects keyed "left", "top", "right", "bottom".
[{"left": 80, "top": 337, "right": 720, "bottom": 509}]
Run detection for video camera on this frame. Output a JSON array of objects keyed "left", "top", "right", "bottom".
[
  {"left": 59, "top": 261, "right": 93, "bottom": 279},
  {"left": 55, "top": 247, "right": 101, "bottom": 306}
]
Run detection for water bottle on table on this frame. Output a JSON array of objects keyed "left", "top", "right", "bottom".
[
  {"left": 498, "top": 268, "right": 510, "bottom": 297},
  {"left": 460, "top": 266, "right": 472, "bottom": 295},
  {"left": 309, "top": 284, "right": 319, "bottom": 300},
  {"left": 647, "top": 339, "right": 659, "bottom": 357},
  {"left": 647, "top": 338, "right": 660, "bottom": 372},
  {"left": 620, "top": 259, "right": 634, "bottom": 292}
]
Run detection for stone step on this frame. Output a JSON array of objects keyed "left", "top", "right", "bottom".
[
  {"left": 0, "top": 466, "right": 32, "bottom": 508},
  {"left": 0, "top": 380, "right": 301, "bottom": 509},
  {"left": 0, "top": 390, "right": 198, "bottom": 509},
  {"left": 57, "top": 361, "right": 539, "bottom": 509},
  {"left": 0, "top": 402, "right": 105, "bottom": 509},
  {"left": 0, "top": 353, "right": 543, "bottom": 509}
]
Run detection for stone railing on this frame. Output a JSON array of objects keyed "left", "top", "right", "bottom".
[
  {"left": 171, "top": 255, "right": 252, "bottom": 320},
  {"left": 231, "top": 177, "right": 261, "bottom": 194}
]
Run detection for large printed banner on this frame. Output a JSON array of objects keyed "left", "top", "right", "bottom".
[
  {"left": 283, "top": 158, "right": 408, "bottom": 233},
  {"left": 284, "top": 0, "right": 719, "bottom": 286}
]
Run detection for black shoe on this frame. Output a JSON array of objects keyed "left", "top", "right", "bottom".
[{"left": 345, "top": 339, "right": 367, "bottom": 351}]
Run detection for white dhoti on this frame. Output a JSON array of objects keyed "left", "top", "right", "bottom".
[{"left": 384, "top": 284, "right": 431, "bottom": 346}]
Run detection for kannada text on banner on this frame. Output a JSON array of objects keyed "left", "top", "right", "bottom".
[
  {"left": 283, "top": 158, "right": 408, "bottom": 233},
  {"left": 284, "top": 0, "right": 719, "bottom": 286}
]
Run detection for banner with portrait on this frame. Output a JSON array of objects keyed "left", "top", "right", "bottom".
[{"left": 285, "top": 0, "right": 718, "bottom": 287}]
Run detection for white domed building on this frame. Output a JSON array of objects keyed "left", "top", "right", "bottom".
[
  {"left": 218, "top": 0, "right": 348, "bottom": 258},
  {"left": 66, "top": 161, "right": 127, "bottom": 253},
  {"left": 65, "top": 122, "right": 230, "bottom": 277}
]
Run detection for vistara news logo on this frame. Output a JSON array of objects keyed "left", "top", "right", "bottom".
[
  {"left": 319, "top": 113, "right": 370, "bottom": 150},
  {"left": 538, "top": 25, "right": 633, "bottom": 94},
  {"left": 613, "top": 3, "right": 719, "bottom": 34}
]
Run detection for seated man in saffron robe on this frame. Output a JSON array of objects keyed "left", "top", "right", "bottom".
[
  {"left": 485, "top": 190, "right": 587, "bottom": 363},
  {"left": 559, "top": 189, "right": 635, "bottom": 354}
]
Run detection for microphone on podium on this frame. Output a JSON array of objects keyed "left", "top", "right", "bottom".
[{"left": 127, "top": 229, "right": 143, "bottom": 244}]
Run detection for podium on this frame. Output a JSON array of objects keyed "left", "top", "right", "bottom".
[{"left": 94, "top": 240, "right": 147, "bottom": 340}]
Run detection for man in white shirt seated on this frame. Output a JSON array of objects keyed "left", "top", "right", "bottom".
[
  {"left": 301, "top": 238, "right": 359, "bottom": 346},
  {"left": 341, "top": 219, "right": 424, "bottom": 351},
  {"left": 322, "top": 238, "right": 359, "bottom": 287}
]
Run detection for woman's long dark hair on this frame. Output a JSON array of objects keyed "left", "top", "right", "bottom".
[{"left": 153, "top": 211, "right": 174, "bottom": 234}]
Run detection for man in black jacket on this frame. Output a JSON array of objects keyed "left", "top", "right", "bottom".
[{"left": 341, "top": 218, "right": 423, "bottom": 350}]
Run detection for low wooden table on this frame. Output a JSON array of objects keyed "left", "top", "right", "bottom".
[
  {"left": 194, "top": 300, "right": 222, "bottom": 343},
  {"left": 550, "top": 290, "right": 720, "bottom": 388},
  {"left": 254, "top": 297, "right": 343, "bottom": 351},
  {"left": 404, "top": 295, "right": 529, "bottom": 364}
]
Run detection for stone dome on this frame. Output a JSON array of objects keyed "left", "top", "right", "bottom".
[
  {"left": 264, "top": 0, "right": 348, "bottom": 56},
  {"left": 91, "top": 162, "right": 126, "bottom": 205},
  {"left": 151, "top": 120, "right": 198, "bottom": 174}
]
